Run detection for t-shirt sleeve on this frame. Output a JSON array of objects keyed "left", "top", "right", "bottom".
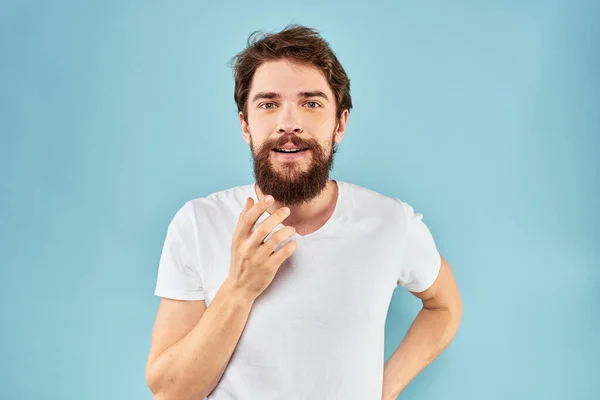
[
  {"left": 396, "top": 200, "right": 442, "bottom": 293},
  {"left": 154, "top": 202, "right": 205, "bottom": 301}
]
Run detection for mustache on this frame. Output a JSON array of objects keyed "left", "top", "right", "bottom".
[{"left": 263, "top": 134, "right": 315, "bottom": 150}]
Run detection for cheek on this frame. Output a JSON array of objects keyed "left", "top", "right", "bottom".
[
  {"left": 304, "top": 115, "right": 331, "bottom": 131},
  {"left": 248, "top": 109, "right": 276, "bottom": 127},
  {"left": 247, "top": 119, "right": 274, "bottom": 142}
]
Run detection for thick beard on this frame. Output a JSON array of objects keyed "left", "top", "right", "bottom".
[{"left": 250, "top": 130, "right": 338, "bottom": 206}]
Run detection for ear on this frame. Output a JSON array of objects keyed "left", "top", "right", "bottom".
[
  {"left": 239, "top": 111, "right": 251, "bottom": 145},
  {"left": 333, "top": 109, "right": 349, "bottom": 144}
]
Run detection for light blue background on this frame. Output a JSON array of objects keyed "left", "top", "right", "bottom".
[{"left": 1, "top": 1, "right": 598, "bottom": 399}]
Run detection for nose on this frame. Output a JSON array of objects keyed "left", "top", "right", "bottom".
[
  {"left": 277, "top": 126, "right": 302, "bottom": 134},
  {"left": 277, "top": 106, "right": 303, "bottom": 135}
]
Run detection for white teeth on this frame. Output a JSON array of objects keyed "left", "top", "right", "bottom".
[{"left": 276, "top": 148, "right": 304, "bottom": 153}]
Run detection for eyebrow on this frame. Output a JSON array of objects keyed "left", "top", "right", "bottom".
[{"left": 251, "top": 90, "right": 330, "bottom": 103}]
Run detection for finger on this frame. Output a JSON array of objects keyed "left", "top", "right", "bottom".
[
  {"left": 255, "top": 225, "right": 296, "bottom": 259},
  {"left": 236, "top": 195, "right": 274, "bottom": 239},
  {"left": 246, "top": 206, "right": 291, "bottom": 249},
  {"left": 233, "top": 197, "right": 253, "bottom": 237},
  {"left": 239, "top": 197, "right": 253, "bottom": 218},
  {"left": 268, "top": 240, "right": 297, "bottom": 268}
]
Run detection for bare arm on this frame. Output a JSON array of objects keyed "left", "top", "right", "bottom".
[
  {"left": 146, "top": 196, "right": 297, "bottom": 400},
  {"left": 381, "top": 256, "right": 462, "bottom": 399},
  {"left": 145, "top": 281, "right": 254, "bottom": 400}
]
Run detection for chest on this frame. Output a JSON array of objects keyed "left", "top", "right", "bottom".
[{"left": 202, "top": 220, "right": 403, "bottom": 327}]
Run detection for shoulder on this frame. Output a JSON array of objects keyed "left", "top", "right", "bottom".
[
  {"left": 338, "top": 181, "right": 414, "bottom": 237},
  {"left": 340, "top": 180, "right": 408, "bottom": 216}
]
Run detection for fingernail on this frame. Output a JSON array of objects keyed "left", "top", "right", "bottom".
[
  {"left": 283, "top": 207, "right": 290, "bottom": 215},
  {"left": 265, "top": 195, "right": 274, "bottom": 204}
]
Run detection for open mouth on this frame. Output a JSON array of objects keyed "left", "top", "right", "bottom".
[{"left": 272, "top": 148, "right": 309, "bottom": 154}]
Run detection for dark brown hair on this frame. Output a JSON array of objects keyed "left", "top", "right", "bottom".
[{"left": 230, "top": 24, "right": 353, "bottom": 123}]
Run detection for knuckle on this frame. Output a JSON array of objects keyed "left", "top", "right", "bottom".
[
  {"left": 238, "top": 244, "right": 251, "bottom": 260},
  {"left": 241, "top": 215, "right": 254, "bottom": 226},
  {"left": 287, "top": 241, "right": 297, "bottom": 253},
  {"left": 274, "top": 227, "right": 294, "bottom": 241},
  {"left": 270, "top": 230, "right": 285, "bottom": 242},
  {"left": 258, "top": 224, "right": 273, "bottom": 237}
]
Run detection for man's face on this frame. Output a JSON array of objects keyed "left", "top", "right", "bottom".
[{"left": 240, "top": 59, "right": 348, "bottom": 205}]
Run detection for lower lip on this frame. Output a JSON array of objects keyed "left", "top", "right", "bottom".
[{"left": 272, "top": 150, "right": 309, "bottom": 161}]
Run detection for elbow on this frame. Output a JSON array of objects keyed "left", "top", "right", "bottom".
[
  {"left": 145, "top": 362, "right": 173, "bottom": 400},
  {"left": 146, "top": 388, "right": 178, "bottom": 400},
  {"left": 149, "top": 388, "right": 210, "bottom": 400},
  {"left": 435, "top": 300, "right": 463, "bottom": 340},
  {"left": 441, "top": 305, "right": 462, "bottom": 347},
  {"left": 445, "top": 294, "right": 463, "bottom": 336},
  {"left": 145, "top": 362, "right": 210, "bottom": 400},
  {"left": 454, "top": 293, "right": 463, "bottom": 328},
  {"left": 145, "top": 362, "right": 162, "bottom": 398},
  {"left": 447, "top": 299, "right": 463, "bottom": 342}
]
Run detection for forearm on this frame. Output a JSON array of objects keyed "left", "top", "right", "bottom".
[
  {"left": 382, "top": 307, "right": 460, "bottom": 399},
  {"left": 147, "top": 279, "right": 254, "bottom": 400}
]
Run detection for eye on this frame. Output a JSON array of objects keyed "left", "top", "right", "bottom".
[
  {"left": 304, "top": 101, "right": 321, "bottom": 109},
  {"left": 259, "top": 103, "right": 277, "bottom": 109}
]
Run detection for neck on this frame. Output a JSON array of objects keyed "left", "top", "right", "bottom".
[{"left": 254, "top": 180, "right": 338, "bottom": 229}]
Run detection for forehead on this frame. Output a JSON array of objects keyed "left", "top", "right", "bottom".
[{"left": 249, "top": 59, "right": 332, "bottom": 98}]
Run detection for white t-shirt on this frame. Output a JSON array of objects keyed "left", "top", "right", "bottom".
[{"left": 154, "top": 180, "right": 441, "bottom": 399}]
